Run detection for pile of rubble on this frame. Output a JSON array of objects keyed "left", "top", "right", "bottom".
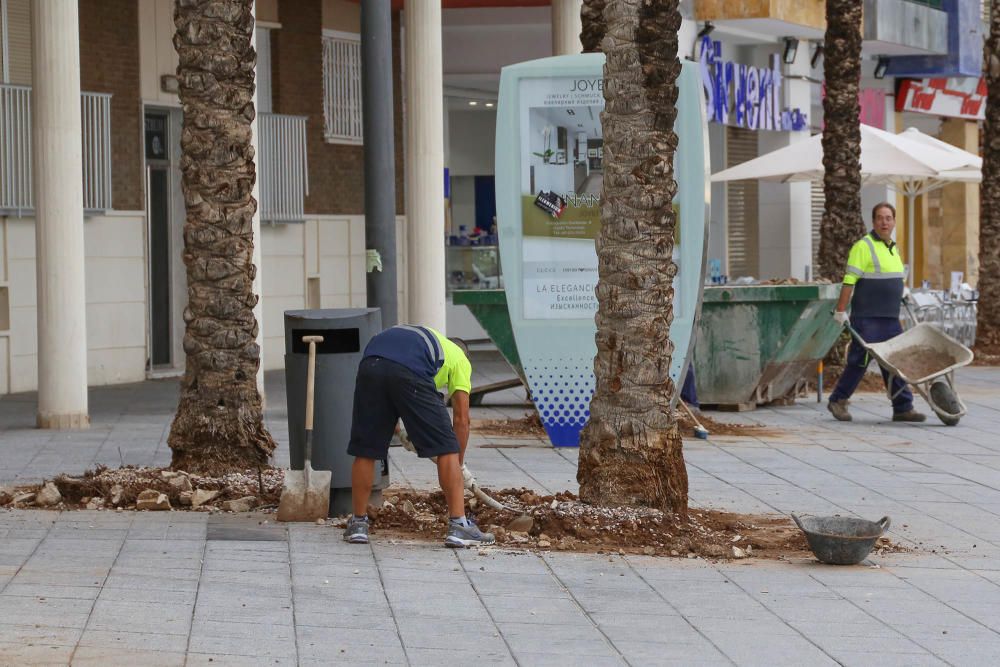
[{"left": 0, "top": 465, "right": 284, "bottom": 513}]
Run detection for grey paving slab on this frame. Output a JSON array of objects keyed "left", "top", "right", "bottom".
[{"left": 1, "top": 362, "right": 1000, "bottom": 664}]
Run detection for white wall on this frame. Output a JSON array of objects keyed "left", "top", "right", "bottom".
[
  {"left": 448, "top": 110, "right": 497, "bottom": 177},
  {"left": 0, "top": 213, "right": 148, "bottom": 395},
  {"left": 259, "top": 215, "right": 408, "bottom": 371},
  {"left": 138, "top": 0, "right": 181, "bottom": 107}
]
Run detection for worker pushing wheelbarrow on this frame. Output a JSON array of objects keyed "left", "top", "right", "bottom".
[
  {"left": 844, "top": 320, "right": 973, "bottom": 426},
  {"left": 828, "top": 203, "right": 974, "bottom": 426}
]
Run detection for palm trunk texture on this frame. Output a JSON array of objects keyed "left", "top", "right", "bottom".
[
  {"left": 168, "top": 0, "right": 276, "bottom": 474},
  {"left": 819, "top": 0, "right": 866, "bottom": 280},
  {"left": 977, "top": 2, "right": 1000, "bottom": 354},
  {"left": 577, "top": 0, "right": 688, "bottom": 515}
]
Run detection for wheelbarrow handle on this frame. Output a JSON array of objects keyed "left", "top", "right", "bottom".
[
  {"left": 877, "top": 516, "right": 891, "bottom": 534},
  {"left": 832, "top": 311, "right": 868, "bottom": 346}
]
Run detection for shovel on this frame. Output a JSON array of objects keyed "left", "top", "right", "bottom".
[{"left": 277, "top": 335, "right": 332, "bottom": 522}]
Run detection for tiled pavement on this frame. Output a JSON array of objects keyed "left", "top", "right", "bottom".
[{"left": 1, "top": 357, "right": 1000, "bottom": 665}]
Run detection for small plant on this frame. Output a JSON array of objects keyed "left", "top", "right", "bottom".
[{"left": 533, "top": 148, "right": 555, "bottom": 163}]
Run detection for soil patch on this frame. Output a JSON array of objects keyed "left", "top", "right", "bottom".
[
  {"left": 0, "top": 465, "right": 284, "bottom": 511},
  {"left": 472, "top": 413, "right": 545, "bottom": 437},
  {"left": 368, "top": 488, "right": 908, "bottom": 561},
  {"left": 884, "top": 346, "right": 956, "bottom": 381},
  {"left": 679, "top": 410, "right": 781, "bottom": 438},
  {"left": 822, "top": 366, "right": 887, "bottom": 393}
]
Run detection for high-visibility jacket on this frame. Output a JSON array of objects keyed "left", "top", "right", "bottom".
[{"left": 842, "top": 231, "right": 905, "bottom": 319}]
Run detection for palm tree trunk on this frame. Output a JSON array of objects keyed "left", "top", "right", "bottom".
[
  {"left": 577, "top": 0, "right": 688, "bottom": 515},
  {"left": 818, "top": 0, "right": 866, "bottom": 280},
  {"left": 581, "top": 0, "right": 607, "bottom": 53},
  {"left": 168, "top": 0, "right": 276, "bottom": 474},
  {"left": 977, "top": 2, "right": 1000, "bottom": 354}
]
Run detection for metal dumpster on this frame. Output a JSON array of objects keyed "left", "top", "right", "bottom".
[
  {"left": 691, "top": 284, "right": 842, "bottom": 408},
  {"left": 451, "top": 289, "right": 527, "bottom": 385}
]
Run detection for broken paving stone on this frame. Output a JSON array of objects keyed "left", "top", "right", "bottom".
[
  {"left": 178, "top": 491, "right": 194, "bottom": 506},
  {"left": 537, "top": 540, "right": 551, "bottom": 549},
  {"left": 507, "top": 515, "right": 534, "bottom": 533},
  {"left": 167, "top": 475, "right": 192, "bottom": 494},
  {"left": 402, "top": 500, "right": 416, "bottom": 515},
  {"left": 35, "top": 482, "right": 62, "bottom": 507},
  {"left": 221, "top": 496, "right": 257, "bottom": 513},
  {"left": 508, "top": 531, "right": 530, "bottom": 544},
  {"left": 85, "top": 497, "right": 105, "bottom": 511},
  {"left": 190, "top": 489, "right": 221, "bottom": 508},
  {"left": 732, "top": 546, "right": 749, "bottom": 559},
  {"left": 643, "top": 546, "right": 656, "bottom": 556},
  {"left": 136, "top": 489, "right": 171, "bottom": 511},
  {"left": 109, "top": 484, "right": 125, "bottom": 506},
  {"left": 13, "top": 492, "right": 37, "bottom": 505}
]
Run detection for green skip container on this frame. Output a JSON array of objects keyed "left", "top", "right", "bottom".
[{"left": 692, "top": 284, "right": 842, "bottom": 409}]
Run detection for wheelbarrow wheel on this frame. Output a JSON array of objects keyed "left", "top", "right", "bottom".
[{"left": 929, "top": 380, "right": 961, "bottom": 426}]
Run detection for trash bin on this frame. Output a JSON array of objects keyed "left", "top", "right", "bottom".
[{"left": 284, "top": 308, "right": 387, "bottom": 516}]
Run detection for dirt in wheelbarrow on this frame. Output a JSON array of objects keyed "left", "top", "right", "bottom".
[
  {"left": 884, "top": 346, "right": 957, "bottom": 381},
  {"left": 361, "top": 488, "right": 909, "bottom": 561}
]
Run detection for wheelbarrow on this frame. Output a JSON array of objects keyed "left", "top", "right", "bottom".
[{"left": 845, "top": 320, "right": 973, "bottom": 426}]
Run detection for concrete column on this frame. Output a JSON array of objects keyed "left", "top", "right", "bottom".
[
  {"left": 939, "top": 118, "right": 980, "bottom": 287},
  {"left": 31, "top": 0, "right": 89, "bottom": 428},
  {"left": 404, "top": 3, "right": 446, "bottom": 331},
  {"left": 551, "top": 0, "right": 583, "bottom": 55},
  {"left": 757, "top": 42, "right": 812, "bottom": 280}
]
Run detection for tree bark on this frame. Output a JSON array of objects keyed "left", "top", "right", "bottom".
[
  {"left": 577, "top": 0, "right": 688, "bottom": 516},
  {"left": 819, "top": 0, "right": 866, "bottom": 280},
  {"left": 977, "top": 2, "right": 1000, "bottom": 355},
  {"left": 168, "top": 0, "right": 276, "bottom": 474},
  {"left": 581, "top": 0, "right": 607, "bottom": 53}
]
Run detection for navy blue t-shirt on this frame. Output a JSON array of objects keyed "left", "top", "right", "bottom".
[{"left": 362, "top": 325, "right": 444, "bottom": 382}]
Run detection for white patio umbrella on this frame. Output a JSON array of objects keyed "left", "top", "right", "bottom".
[{"left": 711, "top": 124, "right": 980, "bottom": 285}]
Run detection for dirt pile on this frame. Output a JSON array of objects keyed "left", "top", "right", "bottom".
[
  {"left": 884, "top": 346, "right": 956, "bottom": 380},
  {"left": 0, "top": 465, "right": 284, "bottom": 511},
  {"left": 472, "top": 413, "right": 545, "bottom": 437},
  {"left": 367, "top": 488, "right": 906, "bottom": 561},
  {"left": 678, "top": 410, "right": 778, "bottom": 437}
]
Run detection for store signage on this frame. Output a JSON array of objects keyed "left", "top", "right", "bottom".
[
  {"left": 698, "top": 36, "right": 808, "bottom": 131},
  {"left": 495, "top": 54, "right": 709, "bottom": 447},
  {"left": 896, "top": 77, "right": 986, "bottom": 120}
]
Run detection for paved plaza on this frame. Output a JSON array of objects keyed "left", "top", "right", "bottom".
[{"left": 1, "top": 356, "right": 1000, "bottom": 665}]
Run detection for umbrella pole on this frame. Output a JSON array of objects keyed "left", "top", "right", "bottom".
[{"left": 907, "top": 191, "right": 915, "bottom": 288}]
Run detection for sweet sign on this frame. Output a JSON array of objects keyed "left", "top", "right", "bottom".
[{"left": 698, "top": 36, "right": 808, "bottom": 132}]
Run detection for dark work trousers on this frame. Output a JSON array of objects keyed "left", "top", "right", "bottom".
[
  {"left": 680, "top": 366, "right": 699, "bottom": 408},
  {"left": 830, "top": 316, "right": 913, "bottom": 414}
]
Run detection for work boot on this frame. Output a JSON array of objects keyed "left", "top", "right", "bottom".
[
  {"left": 827, "top": 399, "right": 852, "bottom": 422},
  {"left": 444, "top": 516, "right": 495, "bottom": 548},
  {"left": 343, "top": 516, "right": 370, "bottom": 544},
  {"left": 892, "top": 410, "right": 927, "bottom": 423}
]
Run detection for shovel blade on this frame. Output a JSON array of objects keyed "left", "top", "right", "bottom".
[{"left": 276, "top": 464, "right": 332, "bottom": 522}]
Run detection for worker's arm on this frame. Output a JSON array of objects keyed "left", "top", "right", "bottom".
[
  {"left": 451, "top": 390, "right": 470, "bottom": 465},
  {"left": 835, "top": 284, "right": 853, "bottom": 313}
]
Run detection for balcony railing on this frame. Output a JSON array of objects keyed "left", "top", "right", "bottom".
[
  {"left": 257, "top": 112, "right": 309, "bottom": 223},
  {"left": 0, "top": 84, "right": 113, "bottom": 216}
]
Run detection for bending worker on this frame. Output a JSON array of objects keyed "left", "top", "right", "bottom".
[
  {"left": 828, "top": 202, "right": 925, "bottom": 423},
  {"left": 343, "top": 324, "right": 495, "bottom": 548}
]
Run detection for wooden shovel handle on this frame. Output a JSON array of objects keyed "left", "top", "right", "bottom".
[{"left": 302, "top": 336, "right": 323, "bottom": 432}]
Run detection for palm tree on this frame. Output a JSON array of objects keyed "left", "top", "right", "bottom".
[
  {"left": 576, "top": 0, "right": 688, "bottom": 515},
  {"left": 580, "top": 0, "right": 607, "bottom": 53},
  {"left": 818, "top": 0, "right": 866, "bottom": 280},
  {"left": 168, "top": 0, "right": 276, "bottom": 474},
  {"left": 977, "top": 1, "right": 1000, "bottom": 356}
]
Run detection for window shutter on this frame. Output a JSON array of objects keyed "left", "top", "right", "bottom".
[
  {"left": 725, "top": 126, "right": 759, "bottom": 279},
  {"left": 322, "top": 31, "right": 363, "bottom": 144}
]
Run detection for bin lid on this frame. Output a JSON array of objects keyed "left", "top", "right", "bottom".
[{"left": 284, "top": 308, "right": 380, "bottom": 323}]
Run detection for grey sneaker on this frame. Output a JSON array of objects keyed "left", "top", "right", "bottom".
[
  {"left": 444, "top": 517, "right": 495, "bottom": 548},
  {"left": 892, "top": 410, "right": 926, "bottom": 423},
  {"left": 344, "top": 516, "right": 370, "bottom": 544},
  {"left": 828, "top": 399, "right": 852, "bottom": 422}
]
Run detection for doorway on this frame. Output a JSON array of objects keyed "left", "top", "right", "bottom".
[{"left": 144, "top": 109, "right": 184, "bottom": 373}]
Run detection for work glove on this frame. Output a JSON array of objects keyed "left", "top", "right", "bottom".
[{"left": 833, "top": 311, "right": 849, "bottom": 326}]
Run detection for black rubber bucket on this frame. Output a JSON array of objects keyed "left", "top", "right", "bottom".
[{"left": 792, "top": 514, "right": 890, "bottom": 565}]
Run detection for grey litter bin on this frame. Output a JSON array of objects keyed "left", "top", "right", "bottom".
[{"left": 284, "top": 308, "right": 387, "bottom": 516}]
